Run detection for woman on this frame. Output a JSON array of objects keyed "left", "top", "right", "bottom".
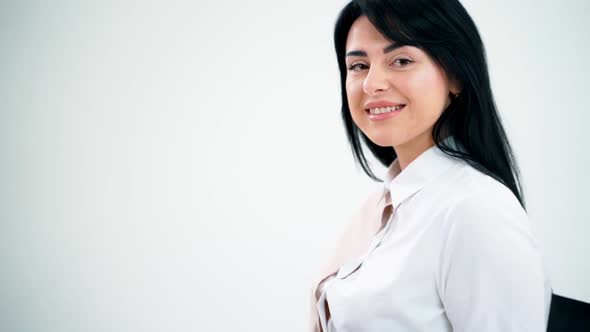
[{"left": 309, "top": 0, "right": 552, "bottom": 331}]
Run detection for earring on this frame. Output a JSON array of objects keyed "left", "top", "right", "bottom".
[{"left": 454, "top": 90, "right": 462, "bottom": 98}]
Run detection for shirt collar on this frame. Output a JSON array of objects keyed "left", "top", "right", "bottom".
[{"left": 382, "top": 136, "right": 463, "bottom": 208}]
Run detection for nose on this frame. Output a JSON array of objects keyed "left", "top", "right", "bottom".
[{"left": 363, "top": 65, "right": 391, "bottom": 95}]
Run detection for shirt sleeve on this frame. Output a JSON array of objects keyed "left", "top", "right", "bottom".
[{"left": 438, "top": 188, "right": 548, "bottom": 331}]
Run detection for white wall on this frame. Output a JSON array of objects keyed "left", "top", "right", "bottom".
[{"left": 1, "top": 1, "right": 588, "bottom": 331}]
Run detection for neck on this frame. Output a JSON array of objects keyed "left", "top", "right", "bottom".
[{"left": 394, "top": 132, "right": 436, "bottom": 171}]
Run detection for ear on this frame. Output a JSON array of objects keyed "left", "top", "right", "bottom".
[
  {"left": 448, "top": 78, "right": 463, "bottom": 100},
  {"left": 449, "top": 78, "right": 462, "bottom": 96}
]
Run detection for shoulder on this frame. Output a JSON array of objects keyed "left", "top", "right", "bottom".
[
  {"left": 310, "top": 185, "right": 384, "bottom": 292},
  {"left": 432, "top": 162, "right": 539, "bottom": 261},
  {"left": 436, "top": 164, "right": 540, "bottom": 267},
  {"left": 434, "top": 166, "right": 549, "bottom": 330},
  {"left": 321, "top": 184, "right": 385, "bottom": 259},
  {"left": 420, "top": 157, "right": 524, "bottom": 217},
  {"left": 354, "top": 185, "right": 385, "bottom": 217},
  {"left": 341, "top": 185, "right": 385, "bottom": 240},
  {"left": 444, "top": 165, "right": 528, "bottom": 227},
  {"left": 417, "top": 160, "right": 526, "bottom": 226}
]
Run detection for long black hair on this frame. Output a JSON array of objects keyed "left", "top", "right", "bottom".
[{"left": 334, "top": 0, "right": 526, "bottom": 210}]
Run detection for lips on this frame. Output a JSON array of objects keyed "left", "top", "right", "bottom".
[
  {"left": 364, "top": 100, "right": 406, "bottom": 110},
  {"left": 365, "top": 104, "right": 406, "bottom": 115},
  {"left": 365, "top": 104, "right": 406, "bottom": 121}
]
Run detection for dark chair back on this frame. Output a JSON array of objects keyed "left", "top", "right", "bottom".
[{"left": 547, "top": 293, "right": 590, "bottom": 331}]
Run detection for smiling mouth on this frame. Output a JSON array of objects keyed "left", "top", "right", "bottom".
[{"left": 366, "top": 104, "right": 406, "bottom": 115}]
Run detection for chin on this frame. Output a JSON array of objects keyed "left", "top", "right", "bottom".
[
  {"left": 364, "top": 129, "right": 416, "bottom": 148},
  {"left": 364, "top": 133, "right": 398, "bottom": 148}
]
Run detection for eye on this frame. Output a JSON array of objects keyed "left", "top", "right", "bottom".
[
  {"left": 392, "top": 58, "right": 413, "bottom": 67},
  {"left": 348, "top": 63, "right": 368, "bottom": 72}
]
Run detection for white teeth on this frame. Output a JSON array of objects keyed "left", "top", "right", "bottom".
[{"left": 369, "top": 105, "right": 404, "bottom": 115}]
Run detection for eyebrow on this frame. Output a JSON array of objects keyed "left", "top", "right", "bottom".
[{"left": 346, "top": 43, "right": 404, "bottom": 57}]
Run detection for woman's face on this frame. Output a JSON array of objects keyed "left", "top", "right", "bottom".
[{"left": 345, "top": 16, "right": 458, "bottom": 150}]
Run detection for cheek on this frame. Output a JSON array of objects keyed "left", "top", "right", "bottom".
[
  {"left": 345, "top": 78, "right": 361, "bottom": 98},
  {"left": 346, "top": 78, "right": 365, "bottom": 112},
  {"left": 405, "top": 69, "right": 449, "bottom": 116}
]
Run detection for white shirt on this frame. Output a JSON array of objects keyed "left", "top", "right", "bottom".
[{"left": 316, "top": 138, "right": 552, "bottom": 331}]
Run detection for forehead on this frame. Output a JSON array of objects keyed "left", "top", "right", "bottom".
[{"left": 346, "top": 16, "right": 392, "bottom": 50}]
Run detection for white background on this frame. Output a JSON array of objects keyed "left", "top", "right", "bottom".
[{"left": 1, "top": 0, "right": 588, "bottom": 331}]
